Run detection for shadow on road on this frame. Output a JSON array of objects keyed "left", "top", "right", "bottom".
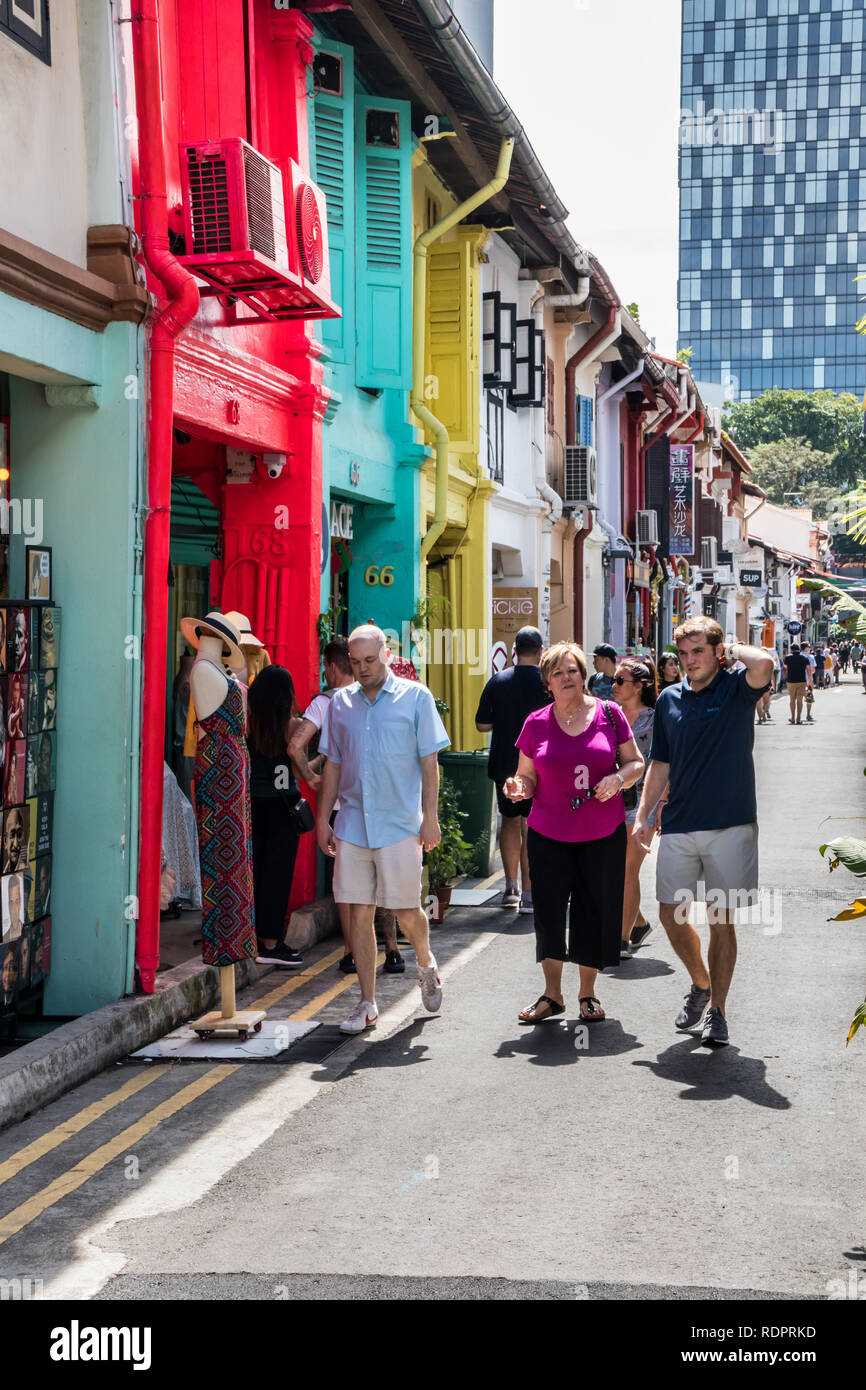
[
  {"left": 632, "top": 1037, "right": 792, "bottom": 1108},
  {"left": 494, "top": 1017, "right": 643, "bottom": 1066},
  {"left": 604, "top": 957, "right": 677, "bottom": 980}
]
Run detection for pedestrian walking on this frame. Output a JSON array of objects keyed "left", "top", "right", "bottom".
[
  {"left": 317, "top": 625, "right": 449, "bottom": 1034},
  {"left": 632, "top": 617, "right": 773, "bottom": 1048},
  {"left": 290, "top": 638, "right": 405, "bottom": 974},
  {"left": 861, "top": 648, "right": 866, "bottom": 693},
  {"left": 850, "top": 638, "right": 862, "bottom": 670},
  {"left": 247, "top": 665, "right": 311, "bottom": 969},
  {"left": 475, "top": 625, "right": 550, "bottom": 914},
  {"left": 504, "top": 641, "right": 644, "bottom": 1024},
  {"left": 588, "top": 643, "right": 618, "bottom": 699},
  {"left": 802, "top": 642, "right": 818, "bottom": 702},
  {"left": 611, "top": 657, "right": 664, "bottom": 957},
  {"left": 658, "top": 652, "right": 684, "bottom": 690},
  {"left": 781, "top": 644, "right": 811, "bottom": 725},
  {"left": 832, "top": 646, "right": 841, "bottom": 685},
  {"left": 840, "top": 640, "right": 850, "bottom": 674},
  {"left": 756, "top": 647, "right": 778, "bottom": 723}
]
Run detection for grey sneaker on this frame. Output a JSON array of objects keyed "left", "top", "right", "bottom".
[
  {"left": 675, "top": 983, "right": 711, "bottom": 1031},
  {"left": 502, "top": 882, "right": 520, "bottom": 908},
  {"left": 418, "top": 957, "right": 442, "bottom": 1012},
  {"left": 518, "top": 892, "right": 534, "bottom": 916},
  {"left": 701, "top": 1005, "right": 729, "bottom": 1048}
]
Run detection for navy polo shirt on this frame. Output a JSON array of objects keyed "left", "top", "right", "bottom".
[{"left": 649, "top": 667, "right": 769, "bottom": 835}]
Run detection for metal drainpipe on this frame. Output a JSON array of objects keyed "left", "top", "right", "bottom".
[
  {"left": 414, "top": 137, "right": 514, "bottom": 563},
  {"left": 131, "top": 0, "right": 200, "bottom": 994},
  {"left": 565, "top": 303, "right": 619, "bottom": 644}
]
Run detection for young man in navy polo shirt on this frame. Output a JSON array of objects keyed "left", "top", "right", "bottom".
[{"left": 633, "top": 617, "right": 773, "bottom": 1047}]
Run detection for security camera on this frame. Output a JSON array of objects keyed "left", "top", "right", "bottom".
[{"left": 261, "top": 453, "right": 287, "bottom": 480}]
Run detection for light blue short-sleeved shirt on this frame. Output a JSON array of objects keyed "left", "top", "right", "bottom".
[{"left": 319, "top": 671, "right": 450, "bottom": 848}]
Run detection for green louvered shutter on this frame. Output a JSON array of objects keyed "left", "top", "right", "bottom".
[
  {"left": 310, "top": 40, "right": 353, "bottom": 361},
  {"left": 354, "top": 95, "right": 412, "bottom": 390}
]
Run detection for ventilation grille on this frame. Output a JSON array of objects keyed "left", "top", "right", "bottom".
[
  {"left": 314, "top": 103, "right": 344, "bottom": 227},
  {"left": 186, "top": 150, "right": 232, "bottom": 254},
  {"left": 242, "top": 143, "right": 276, "bottom": 261},
  {"left": 366, "top": 156, "right": 401, "bottom": 269}
]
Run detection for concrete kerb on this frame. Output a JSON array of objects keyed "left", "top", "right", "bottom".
[{"left": 0, "top": 954, "right": 261, "bottom": 1133}]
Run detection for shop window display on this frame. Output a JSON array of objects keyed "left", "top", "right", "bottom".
[{"left": 0, "top": 604, "right": 59, "bottom": 1022}]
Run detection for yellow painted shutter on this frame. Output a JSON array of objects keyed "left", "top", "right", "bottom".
[{"left": 425, "top": 233, "right": 480, "bottom": 457}]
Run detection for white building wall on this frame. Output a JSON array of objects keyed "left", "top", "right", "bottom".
[{"left": 0, "top": 3, "right": 89, "bottom": 265}]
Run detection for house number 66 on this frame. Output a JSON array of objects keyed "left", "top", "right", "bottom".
[{"left": 364, "top": 565, "right": 394, "bottom": 586}]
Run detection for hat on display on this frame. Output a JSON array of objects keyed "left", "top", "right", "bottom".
[
  {"left": 222, "top": 611, "right": 265, "bottom": 649},
  {"left": 179, "top": 611, "right": 246, "bottom": 673}
]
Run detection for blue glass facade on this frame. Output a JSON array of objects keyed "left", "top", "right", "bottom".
[{"left": 678, "top": 0, "right": 866, "bottom": 399}]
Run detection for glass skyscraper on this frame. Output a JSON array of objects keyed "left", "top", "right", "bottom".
[{"left": 678, "top": 0, "right": 866, "bottom": 400}]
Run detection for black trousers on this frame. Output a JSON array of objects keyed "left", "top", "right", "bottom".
[
  {"left": 251, "top": 797, "right": 300, "bottom": 942},
  {"left": 527, "top": 823, "right": 626, "bottom": 970}
]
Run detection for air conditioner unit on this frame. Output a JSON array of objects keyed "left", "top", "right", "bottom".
[
  {"left": 563, "top": 446, "right": 598, "bottom": 509},
  {"left": 635, "top": 509, "right": 659, "bottom": 547},
  {"left": 768, "top": 597, "right": 782, "bottom": 614},
  {"left": 769, "top": 580, "right": 781, "bottom": 597},
  {"left": 178, "top": 138, "right": 339, "bottom": 322},
  {"left": 700, "top": 535, "right": 718, "bottom": 570}
]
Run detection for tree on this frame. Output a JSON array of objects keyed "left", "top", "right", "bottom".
[
  {"left": 676, "top": 345, "right": 693, "bottom": 365},
  {"left": 626, "top": 302, "right": 640, "bottom": 324},
  {"left": 745, "top": 437, "right": 838, "bottom": 511},
  {"left": 723, "top": 388, "right": 866, "bottom": 490}
]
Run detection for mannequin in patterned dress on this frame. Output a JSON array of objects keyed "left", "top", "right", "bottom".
[{"left": 182, "top": 613, "right": 264, "bottom": 1039}]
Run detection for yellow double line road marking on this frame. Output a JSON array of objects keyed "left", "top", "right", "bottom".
[
  {"left": 290, "top": 952, "right": 385, "bottom": 1021},
  {"left": 0, "top": 1065, "right": 238, "bottom": 1247},
  {"left": 0, "top": 1067, "right": 169, "bottom": 1192},
  {"left": 252, "top": 944, "right": 346, "bottom": 1012}
]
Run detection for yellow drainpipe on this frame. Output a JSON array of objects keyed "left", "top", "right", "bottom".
[{"left": 413, "top": 137, "right": 514, "bottom": 561}]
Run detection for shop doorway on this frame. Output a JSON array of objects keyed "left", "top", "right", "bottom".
[{"left": 165, "top": 477, "right": 220, "bottom": 783}]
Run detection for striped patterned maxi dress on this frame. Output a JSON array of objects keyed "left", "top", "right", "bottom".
[{"left": 193, "top": 675, "right": 256, "bottom": 965}]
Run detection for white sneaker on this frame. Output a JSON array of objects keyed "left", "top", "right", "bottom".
[
  {"left": 339, "top": 998, "right": 379, "bottom": 1034},
  {"left": 418, "top": 957, "right": 443, "bottom": 1012},
  {"left": 518, "top": 892, "right": 534, "bottom": 915}
]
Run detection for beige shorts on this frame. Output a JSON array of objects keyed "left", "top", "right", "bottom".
[
  {"left": 656, "top": 823, "right": 759, "bottom": 909},
  {"left": 333, "top": 834, "right": 423, "bottom": 910}
]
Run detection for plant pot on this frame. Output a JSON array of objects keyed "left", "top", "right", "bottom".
[{"left": 431, "top": 885, "right": 452, "bottom": 923}]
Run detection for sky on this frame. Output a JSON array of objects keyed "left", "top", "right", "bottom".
[{"left": 493, "top": 0, "right": 682, "bottom": 356}]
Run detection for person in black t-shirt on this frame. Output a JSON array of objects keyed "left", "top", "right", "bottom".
[
  {"left": 782, "top": 645, "right": 812, "bottom": 725},
  {"left": 476, "top": 627, "right": 550, "bottom": 912}
]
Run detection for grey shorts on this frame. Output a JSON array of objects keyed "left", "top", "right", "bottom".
[{"left": 656, "top": 823, "right": 759, "bottom": 909}]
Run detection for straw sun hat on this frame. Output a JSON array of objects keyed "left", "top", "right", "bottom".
[{"left": 179, "top": 611, "right": 246, "bottom": 673}]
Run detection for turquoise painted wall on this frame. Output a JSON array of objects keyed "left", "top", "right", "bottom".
[
  {"left": 5, "top": 309, "right": 141, "bottom": 1014},
  {"left": 311, "top": 33, "right": 422, "bottom": 649}
]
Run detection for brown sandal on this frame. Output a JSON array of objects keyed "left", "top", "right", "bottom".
[
  {"left": 518, "top": 994, "right": 565, "bottom": 1024},
  {"left": 579, "top": 995, "right": 606, "bottom": 1022}
]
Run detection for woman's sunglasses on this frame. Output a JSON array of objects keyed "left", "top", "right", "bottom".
[{"left": 612, "top": 675, "right": 634, "bottom": 685}]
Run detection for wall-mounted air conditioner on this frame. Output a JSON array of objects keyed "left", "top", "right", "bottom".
[
  {"left": 563, "top": 446, "right": 598, "bottom": 509},
  {"left": 768, "top": 598, "right": 782, "bottom": 614},
  {"left": 178, "top": 137, "right": 339, "bottom": 321},
  {"left": 700, "top": 535, "right": 718, "bottom": 570},
  {"left": 635, "top": 509, "right": 659, "bottom": 547}
]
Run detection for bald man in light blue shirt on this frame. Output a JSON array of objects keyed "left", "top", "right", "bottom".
[{"left": 318, "top": 625, "right": 450, "bottom": 1034}]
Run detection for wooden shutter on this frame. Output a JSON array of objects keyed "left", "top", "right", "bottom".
[
  {"left": 310, "top": 41, "right": 354, "bottom": 362},
  {"left": 354, "top": 95, "right": 412, "bottom": 390},
  {"left": 426, "top": 234, "right": 480, "bottom": 453}
]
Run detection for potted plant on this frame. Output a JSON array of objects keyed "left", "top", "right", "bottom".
[{"left": 425, "top": 774, "right": 473, "bottom": 921}]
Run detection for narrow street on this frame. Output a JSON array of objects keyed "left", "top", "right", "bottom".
[{"left": 0, "top": 678, "right": 863, "bottom": 1301}]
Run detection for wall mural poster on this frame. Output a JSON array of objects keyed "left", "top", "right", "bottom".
[
  {"left": 2, "top": 803, "right": 29, "bottom": 875},
  {"left": 25, "top": 865, "right": 34, "bottom": 925},
  {"left": 2, "top": 872, "right": 25, "bottom": 941},
  {"left": 668, "top": 444, "right": 695, "bottom": 558},
  {"left": 40, "top": 608, "right": 60, "bottom": 670},
  {"left": 27, "top": 673, "right": 39, "bottom": 736},
  {"left": 1, "top": 939, "right": 19, "bottom": 1008},
  {"left": 41, "top": 917, "right": 51, "bottom": 977},
  {"left": 0, "top": 608, "right": 6, "bottom": 674},
  {"left": 18, "top": 924, "right": 31, "bottom": 992},
  {"left": 29, "top": 607, "right": 41, "bottom": 672},
  {"left": 41, "top": 668, "right": 56, "bottom": 730},
  {"left": 30, "top": 921, "right": 43, "bottom": 987},
  {"left": 6, "top": 607, "right": 30, "bottom": 673},
  {"left": 6, "top": 672, "right": 26, "bottom": 740},
  {"left": 34, "top": 854, "right": 51, "bottom": 919},
  {"left": 4, "top": 738, "right": 25, "bottom": 807},
  {"left": 25, "top": 795, "right": 36, "bottom": 864},
  {"left": 35, "top": 793, "right": 52, "bottom": 857},
  {"left": 35, "top": 730, "right": 55, "bottom": 794}
]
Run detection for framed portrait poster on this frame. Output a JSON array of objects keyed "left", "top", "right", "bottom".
[{"left": 25, "top": 546, "right": 51, "bottom": 603}]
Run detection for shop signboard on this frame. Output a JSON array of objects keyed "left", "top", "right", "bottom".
[
  {"left": 668, "top": 445, "right": 694, "bottom": 556},
  {"left": 740, "top": 569, "right": 763, "bottom": 587},
  {"left": 491, "top": 587, "right": 537, "bottom": 673}
]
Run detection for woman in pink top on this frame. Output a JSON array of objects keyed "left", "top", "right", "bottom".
[{"left": 506, "top": 641, "right": 644, "bottom": 1024}]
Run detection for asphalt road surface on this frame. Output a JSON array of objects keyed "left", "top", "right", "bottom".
[{"left": 0, "top": 677, "right": 864, "bottom": 1303}]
